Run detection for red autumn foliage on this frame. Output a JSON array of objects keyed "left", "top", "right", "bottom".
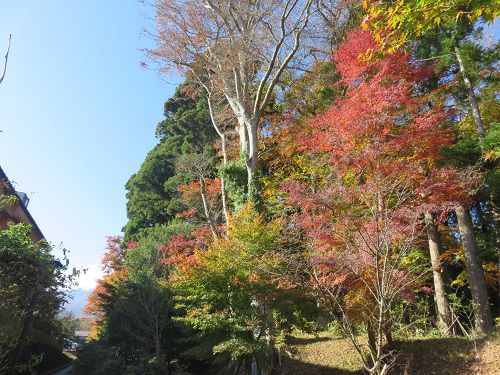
[
  {"left": 159, "top": 226, "right": 215, "bottom": 271},
  {"left": 85, "top": 235, "right": 128, "bottom": 334},
  {"left": 84, "top": 269, "right": 128, "bottom": 318},
  {"left": 161, "top": 233, "right": 197, "bottom": 266},
  {"left": 178, "top": 178, "right": 223, "bottom": 228},
  {"left": 127, "top": 240, "right": 138, "bottom": 249},
  {"left": 101, "top": 235, "right": 126, "bottom": 274},
  {"left": 286, "top": 28, "right": 478, "bottom": 318},
  {"left": 177, "top": 207, "right": 196, "bottom": 219},
  {"left": 178, "top": 178, "right": 221, "bottom": 201}
]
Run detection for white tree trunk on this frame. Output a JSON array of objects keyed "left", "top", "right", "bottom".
[
  {"left": 206, "top": 95, "right": 230, "bottom": 225},
  {"left": 238, "top": 119, "right": 249, "bottom": 158},
  {"left": 245, "top": 118, "right": 259, "bottom": 200}
]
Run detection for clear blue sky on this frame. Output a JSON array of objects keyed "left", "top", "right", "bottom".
[{"left": 0, "top": 1, "right": 179, "bottom": 288}]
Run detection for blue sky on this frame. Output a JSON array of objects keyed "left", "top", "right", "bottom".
[{"left": 0, "top": 1, "right": 180, "bottom": 289}]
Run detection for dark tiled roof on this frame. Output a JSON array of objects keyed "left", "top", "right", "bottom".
[{"left": 0, "top": 165, "right": 44, "bottom": 240}]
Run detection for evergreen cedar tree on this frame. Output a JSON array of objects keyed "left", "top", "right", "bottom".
[{"left": 124, "top": 86, "right": 216, "bottom": 241}]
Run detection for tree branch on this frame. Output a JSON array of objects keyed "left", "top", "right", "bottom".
[{"left": 0, "top": 34, "right": 12, "bottom": 86}]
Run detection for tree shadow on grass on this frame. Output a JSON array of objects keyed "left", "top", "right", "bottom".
[
  {"left": 276, "top": 335, "right": 485, "bottom": 375},
  {"left": 389, "top": 337, "right": 483, "bottom": 375},
  {"left": 276, "top": 334, "right": 364, "bottom": 375},
  {"left": 286, "top": 335, "right": 333, "bottom": 346},
  {"left": 276, "top": 357, "right": 364, "bottom": 375}
]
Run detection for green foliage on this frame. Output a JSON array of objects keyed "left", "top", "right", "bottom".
[
  {"left": 219, "top": 160, "right": 248, "bottom": 210},
  {"left": 156, "top": 83, "right": 215, "bottom": 153},
  {"left": 124, "top": 82, "right": 216, "bottom": 240},
  {"left": 124, "top": 142, "right": 178, "bottom": 240},
  {"left": 78, "top": 221, "right": 206, "bottom": 374},
  {"left": 0, "top": 194, "right": 16, "bottom": 211},
  {"left": 0, "top": 223, "right": 69, "bottom": 373},
  {"left": 73, "top": 341, "right": 126, "bottom": 375},
  {"left": 365, "top": 0, "right": 500, "bottom": 54},
  {"left": 281, "top": 61, "right": 344, "bottom": 120},
  {"left": 172, "top": 205, "right": 317, "bottom": 370},
  {"left": 126, "top": 221, "right": 194, "bottom": 281}
]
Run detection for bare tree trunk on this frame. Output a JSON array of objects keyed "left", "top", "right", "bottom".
[
  {"left": 263, "top": 304, "right": 276, "bottom": 374},
  {"left": 206, "top": 95, "right": 230, "bottom": 225},
  {"left": 219, "top": 134, "right": 229, "bottom": 225},
  {"left": 424, "top": 212, "right": 453, "bottom": 334},
  {"left": 238, "top": 118, "right": 249, "bottom": 158},
  {"left": 220, "top": 174, "right": 230, "bottom": 225},
  {"left": 367, "top": 321, "right": 377, "bottom": 359},
  {"left": 245, "top": 118, "right": 259, "bottom": 200},
  {"left": 455, "top": 205, "right": 492, "bottom": 333},
  {"left": 199, "top": 177, "right": 218, "bottom": 237},
  {"left": 454, "top": 46, "right": 485, "bottom": 135}
]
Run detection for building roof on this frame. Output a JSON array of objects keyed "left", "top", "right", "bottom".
[{"left": 0, "top": 165, "right": 44, "bottom": 240}]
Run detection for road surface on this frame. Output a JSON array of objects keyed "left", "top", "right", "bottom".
[{"left": 52, "top": 364, "right": 74, "bottom": 375}]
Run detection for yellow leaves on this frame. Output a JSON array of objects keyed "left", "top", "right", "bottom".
[
  {"left": 482, "top": 149, "right": 499, "bottom": 162},
  {"left": 483, "top": 262, "right": 499, "bottom": 289},
  {"left": 364, "top": 0, "right": 500, "bottom": 55},
  {"left": 451, "top": 270, "right": 468, "bottom": 287}
]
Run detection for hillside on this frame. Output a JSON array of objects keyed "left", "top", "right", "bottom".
[{"left": 278, "top": 331, "right": 500, "bottom": 375}]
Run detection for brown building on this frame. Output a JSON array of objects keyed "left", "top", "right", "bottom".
[{"left": 0, "top": 165, "right": 44, "bottom": 242}]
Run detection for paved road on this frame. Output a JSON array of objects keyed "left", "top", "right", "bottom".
[{"left": 52, "top": 365, "right": 74, "bottom": 375}]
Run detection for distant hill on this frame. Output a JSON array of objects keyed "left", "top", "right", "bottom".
[{"left": 63, "top": 288, "right": 91, "bottom": 317}]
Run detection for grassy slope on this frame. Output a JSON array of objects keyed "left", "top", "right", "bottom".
[{"left": 276, "top": 331, "right": 500, "bottom": 375}]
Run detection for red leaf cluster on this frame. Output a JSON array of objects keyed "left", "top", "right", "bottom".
[
  {"left": 101, "top": 235, "right": 126, "bottom": 274},
  {"left": 286, "top": 28, "right": 476, "bottom": 310},
  {"left": 159, "top": 226, "right": 215, "bottom": 270}
]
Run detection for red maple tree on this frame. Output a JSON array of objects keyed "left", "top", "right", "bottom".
[{"left": 285, "top": 28, "right": 476, "bottom": 374}]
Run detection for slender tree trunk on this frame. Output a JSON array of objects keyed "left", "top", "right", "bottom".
[
  {"left": 206, "top": 95, "right": 230, "bottom": 225},
  {"left": 366, "top": 320, "right": 377, "bottom": 367},
  {"left": 245, "top": 118, "right": 259, "bottom": 201},
  {"left": 199, "top": 177, "right": 218, "bottom": 237},
  {"left": 424, "top": 212, "right": 453, "bottom": 334},
  {"left": 238, "top": 119, "right": 249, "bottom": 158},
  {"left": 263, "top": 303, "right": 276, "bottom": 374},
  {"left": 10, "top": 287, "right": 36, "bottom": 375},
  {"left": 455, "top": 205, "right": 492, "bottom": 333},
  {"left": 220, "top": 175, "right": 229, "bottom": 225},
  {"left": 10, "top": 311, "right": 34, "bottom": 374},
  {"left": 220, "top": 136, "right": 230, "bottom": 225},
  {"left": 454, "top": 46, "right": 485, "bottom": 135}
]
